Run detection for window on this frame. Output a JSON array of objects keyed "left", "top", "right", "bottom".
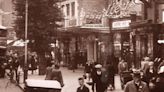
[
  {"left": 66, "top": 4, "right": 70, "bottom": 16},
  {"left": 0, "top": 29, "right": 7, "bottom": 37},
  {"left": 71, "top": 2, "right": 75, "bottom": 17}
]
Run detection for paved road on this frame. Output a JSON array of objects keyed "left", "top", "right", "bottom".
[
  {"left": 18, "top": 67, "right": 124, "bottom": 92},
  {"left": 0, "top": 78, "right": 22, "bottom": 92}
]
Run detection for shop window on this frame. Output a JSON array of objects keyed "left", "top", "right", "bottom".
[{"left": 71, "top": 2, "right": 75, "bottom": 17}]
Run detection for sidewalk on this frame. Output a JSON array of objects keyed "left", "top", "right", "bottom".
[{"left": 18, "top": 67, "right": 123, "bottom": 92}]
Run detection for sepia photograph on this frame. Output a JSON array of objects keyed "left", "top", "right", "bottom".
[{"left": 0, "top": 0, "right": 164, "bottom": 92}]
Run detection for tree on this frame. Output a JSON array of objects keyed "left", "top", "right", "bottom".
[{"left": 13, "top": 0, "right": 62, "bottom": 75}]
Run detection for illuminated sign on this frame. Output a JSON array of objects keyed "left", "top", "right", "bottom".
[{"left": 112, "top": 20, "right": 131, "bottom": 29}]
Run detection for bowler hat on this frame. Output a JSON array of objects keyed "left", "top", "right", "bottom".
[{"left": 132, "top": 69, "right": 141, "bottom": 78}]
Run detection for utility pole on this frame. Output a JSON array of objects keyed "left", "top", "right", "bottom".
[{"left": 24, "top": 0, "right": 28, "bottom": 83}]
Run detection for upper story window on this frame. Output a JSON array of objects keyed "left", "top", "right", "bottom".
[
  {"left": 0, "top": 29, "right": 7, "bottom": 37},
  {"left": 71, "top": 2, "right": 75, "bottom": 17},
  {"left": 61, "top": 5, "right": 65, "bottom": 15},
  {"left": 66, "top": 4, "right": 70, "bottom": 16}
]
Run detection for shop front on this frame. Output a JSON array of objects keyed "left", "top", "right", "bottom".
[
  {"left": 130, "top": 20, "right": 160, "bottom": 68},
  {"left": 157, "top": 24, "right": 164, "bottom": 59},
  {"left": 110, "top": 17, "right": 133, "bottom": 69}
]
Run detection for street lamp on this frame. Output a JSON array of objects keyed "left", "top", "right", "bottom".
[{"left": 24, "top": 0, "right": 28, "bottom": 83}]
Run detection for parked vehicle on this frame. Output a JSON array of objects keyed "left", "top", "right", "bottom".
[{"left": 25, "top": 79, "right": 62, "bottom": 92}]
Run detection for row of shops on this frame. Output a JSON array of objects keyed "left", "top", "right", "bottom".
[{"left": 56, "top": 14, "right": 164, "bottom": 69}]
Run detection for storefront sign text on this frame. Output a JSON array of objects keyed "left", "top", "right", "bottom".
[{"left": 112, "top": 20, "right": 131, "bottom": 29}]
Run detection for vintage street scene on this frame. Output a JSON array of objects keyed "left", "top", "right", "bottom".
[{"left": 0, "top": 0, "right": 164, "bottom": 92}]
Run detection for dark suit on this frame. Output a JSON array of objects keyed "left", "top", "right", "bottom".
[
  {"left": 124, "top": 80, "right": 149, "bottom": 92},
  {"left": 77, "top": 85, "right": 89, "bottom": 92}
]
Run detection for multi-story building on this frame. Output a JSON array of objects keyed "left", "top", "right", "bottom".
[
  {"left": 59, "top": 0, "right": 143, "bottom": 67},
  {"left": 59, "top": 0, "right": 110, "bottom": 66},
  {"left": 130, "top": 0, "right": 164, "bottom": 67},
  {"left": 0, "top": 0, "right": 16, "bottom": 41}
]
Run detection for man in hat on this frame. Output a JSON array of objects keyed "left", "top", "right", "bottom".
[
  {"left": 124, "top": 69, "right": 149, "bottom": 92},
  {"left": 156, "top": 65, "right": 164, "bottom": 92},
  {"left": 118, "top": 59, "right": 128, "bottom": 75},
  {"left": 92, "top": 64, "right": 107, "bottom": 92}
]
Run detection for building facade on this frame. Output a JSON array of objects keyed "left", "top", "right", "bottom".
[
  {"left": 59, "top": 0, "right": 144, "bottom": 68},
  {"left": 130, "top": 0, "right": 164, "bottom": 68},
  {"left": 59, "top": 0, "right": 110, "bottom": 66},
  {"left": 0, "top": 0, "right": 16, "bottom": 41}
]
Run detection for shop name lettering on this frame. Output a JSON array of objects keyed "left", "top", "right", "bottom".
[
  {"left": 105, "top": 0, "right": 138, "bottom": 18},
  {"left": 112, "top": 20, "right": 131, "bottom": 28}
]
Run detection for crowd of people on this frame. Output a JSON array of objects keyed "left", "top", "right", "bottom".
[
  {"left": 79, "top": 56, "right": 164, "bottom": 92},
  {"left": 0, "top": 50, "right": 38, "bottom": 83},
  {"left": 1, "top": 49, "right": 164, "bottom": 92}
]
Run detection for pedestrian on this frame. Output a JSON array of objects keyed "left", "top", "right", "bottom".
[
  {"left": 157, "top": 59, "right": 164, "bottom": 72},
  {"left": 45, "top": 63, "right": 53, "bottom": 80},
  {"left": 84, "top": 61, "right": 92, "bottom": 82},
  {"left": 124, "top": 69, "right": 149, "bottom": 92},
  {"left": 72, "top": 52, "right": 78, "bottom": 72},
  {"left": 30, "top": 55, "right": 37, "bottom": 74},
  {"left": 12, "top": 54, "right": 19, "bottom": 82},
  {"left": 90, "top": 61, "right": 97, "bottom": 92},
  {"left": 145, "top": 62, "right": 157, "bottom": 83},
  {"left": 145, "top": 62, "right": 157, "bottom": 92},
  {"left": 92, "top": 64, "right": 106, "bottom": 92},
  {"left": 101, "top": 66, "right": 110, "bottom": 91},
  {"left": 50, "top": 64, "right": 64, "bottom": 87},
  {"left": 107, "top": 63, "right": 115, "bottom": 90},
  {"left": 141, "top": 57, "right": 151, "bottom": 75},
  {"left": 77, "top": 77, "right": 89, "bottom": 92},
  {"left": 118, "top": 59, "right": 128, "bottom": 75}
]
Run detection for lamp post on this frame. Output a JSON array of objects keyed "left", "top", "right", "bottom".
[{"left": 24, "top": 0, "right": 28, "bottom": 83}]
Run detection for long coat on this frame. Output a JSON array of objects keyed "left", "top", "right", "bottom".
[
  {"left": 45, "top": 67, "right": 52, "bottom": 80},
  {"left": 92, "top": 71, "right": 107, "bottom": 92},
  {"left": 50, "top": 69, "right": 64, "bottom": 87},
  {"left": 124, "top": 80, "right": 149, "bottom": 92}
]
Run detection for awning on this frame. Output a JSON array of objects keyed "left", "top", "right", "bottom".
[
  {"left": 59, "top": 26, "right": 110, "bottom": 35},
  {"left": 7, "top": 39, "right": 25, "bottom": 47},
  {"left": 0, "top": 46, "right": 6, "bottom": 49},
  {"left": 0, "top": 25, "right": 7, "bottom": 30}
]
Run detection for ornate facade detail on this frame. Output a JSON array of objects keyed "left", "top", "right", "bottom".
[{"left": 104, "top": 0, "right": 141, "bottom": 18}]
